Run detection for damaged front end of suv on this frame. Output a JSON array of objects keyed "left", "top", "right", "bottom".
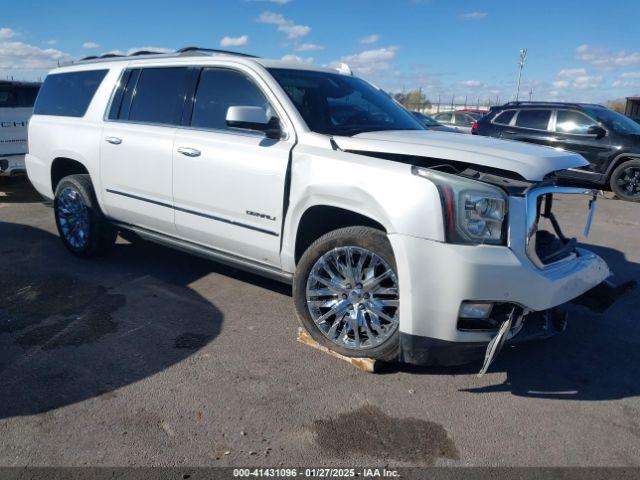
[{"left": 329, "top": 132, "right": 613, "bottom": 373}]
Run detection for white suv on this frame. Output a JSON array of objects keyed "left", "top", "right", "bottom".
[{"left": 26, "top": 48, "right": 610, "bottom": 369}]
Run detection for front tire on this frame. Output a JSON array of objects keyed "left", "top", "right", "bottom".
[
  {"left": 54, "top": 174, "right": 117, "bottom": 257},
  {"left": 294, "top": 226, "right": 400, "bottom": 361},
  {"left": 610, "top": 159, "right": 640, "bottom": 202}
]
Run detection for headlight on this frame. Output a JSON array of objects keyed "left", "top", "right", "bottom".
[{"left": 412, "top": 166, "right": 508, "bottom": 245}]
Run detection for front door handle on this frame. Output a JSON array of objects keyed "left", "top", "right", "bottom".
[
  {"left": 105, "top": 136, "right": 122, "bottom": 145},
  {"left": 177, "top": 147, "right": 201, "bottom": 157}
]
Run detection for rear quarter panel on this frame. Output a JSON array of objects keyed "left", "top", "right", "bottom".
[{"left": 26, "top": 66, "right": 122, "bottom": 201}]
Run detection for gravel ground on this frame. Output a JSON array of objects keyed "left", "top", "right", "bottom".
[{"left": 0, "top": 178, "right": 639, "bottom": 467}]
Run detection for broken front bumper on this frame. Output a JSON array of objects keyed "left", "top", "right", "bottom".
[{"left": 390, "top": 193, "right": 610, "bottom": 367}]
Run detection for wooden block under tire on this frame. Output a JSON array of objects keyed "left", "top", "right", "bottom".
[{"left": 296, "top": 327, "right": 378, "bottom": 373}]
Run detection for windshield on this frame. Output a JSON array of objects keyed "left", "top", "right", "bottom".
[
  {"left": 585, "top": 107, "right": 640, "bottom": 135},
  {"left": 412, "top": 111, "right": 440, "bottom": 126},
  {"left": 268, "top": 68, "right": 425, "bottom": 136}
]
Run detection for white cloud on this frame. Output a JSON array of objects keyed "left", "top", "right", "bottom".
[
  {"left": 462, "top": 79, "right": 482, "bottom": 87},
  {"left": 330, "top": 46, "right": 398, "bottom": 75},
  {"left": 296, "top": 43, "right": 323, "bottom": 51},
  {"left": 281, "top": 54, "right": 314, "bottom": 64},
  {"left": 247, "top": 0, "right": 292, "bottom": 3},
  {"left": 576, "top": 44, "right": 640, "bottom": 69},
  {"left": 82, "top": 42, "right": 100, "bottom": 49},
  {"left": 360, "top": 34, "right": 379, "bottom": 45},
  {"left": 45, "top": 39, "right": 57, "bottom": 45},
  {"left": 220, "top": 35, "right": 249, "bottom": 47},
  {"left": 612, "top": 72, "right": 640, "bottom": 88},
  {"left": 258, "top": 11, "right": 310, "bottom": 39},
  {"left": 460, "top": 12, "right": 488, "bottom": 20},
  {"left": 0, "top": 27, "right": 70, "bottom": 74},
  {"left": 553, "top": 67, "right": 602, "bottom": 90},
  {"left": 0, "top": 28, "right": 16, "bottom": 40},
  {"left": 558, "top": 68, "right": 587, "bottom": 78}
]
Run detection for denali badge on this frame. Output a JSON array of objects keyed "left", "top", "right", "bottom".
[{"left": 246, "top": 210, "right": 276, "bottom": 221}]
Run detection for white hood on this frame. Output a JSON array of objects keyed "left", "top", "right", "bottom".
[{"left": 333, "top": 130, "right": 588, "bottom": 181}]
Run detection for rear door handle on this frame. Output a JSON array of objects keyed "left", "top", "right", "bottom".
[
  {"left": 177, "top": 147, "right": 201, "bottom": 157},
  {"left": 105, "top": 136, "right": 122, "bottom": 145}
]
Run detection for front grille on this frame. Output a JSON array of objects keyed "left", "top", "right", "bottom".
[{"left": 525, "top": 185, "right": 597, "bottom": 269}]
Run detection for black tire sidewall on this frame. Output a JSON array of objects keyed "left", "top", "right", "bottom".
[
  {"left": 54, "top": 175, "right": 105, "bottom": 257},
  {"left": 610, "top": 159, "right": 640, "bottom": 202},
  {"left": 293, "top": 226, "right": 400, "bottom": 361}
]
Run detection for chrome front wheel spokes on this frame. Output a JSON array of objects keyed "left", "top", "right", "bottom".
[
  {"left": 57, "top": 187, "right": 90, "bottom": 249},
  {"left": 306, "top": 246, "right": 399, "bottom": 351}
]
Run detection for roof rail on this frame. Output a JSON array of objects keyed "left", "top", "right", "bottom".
[
  {"left": 502, "top": 100, "right": 586, "bottom": 108},
  {"left": 67, "top": 46, "right": 258, "bottom": 67},
  {"left": 176, "top": 46, "right": 258, "bottom": 58}
]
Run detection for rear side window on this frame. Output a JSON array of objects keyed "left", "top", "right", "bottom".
[
  {"left": 34, "top": 70, "right": 107, "bottom": 117},
  {"left": 515, "top": 109, "right": 551, "bottom": 130},
  {"left": 493, "top": 110, "right": 515, "bottom": 125},
  {"left": 191, "top": 69, "right": 271, "bottom": 131},
  {"left": 128, "top": 67, "right": 190, "bottom": 125},
  {"left": 435, "top": 112, "right": 452, "bottom": 123}
]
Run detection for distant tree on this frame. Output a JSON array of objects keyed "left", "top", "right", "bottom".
[
  {"left": 393, "top": 89, "right": 431, "bottom": 111},
  {"left": 606, "top": 99, "right": 626, "bottom": 114}
]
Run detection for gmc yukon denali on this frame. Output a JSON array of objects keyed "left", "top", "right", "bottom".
[{"left": 26, "top": 47, "right": 611, "bottom": 371}]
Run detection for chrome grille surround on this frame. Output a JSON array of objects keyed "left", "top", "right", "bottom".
[{"left": 525, "top": 184, "right": 597, "bottom": 269}]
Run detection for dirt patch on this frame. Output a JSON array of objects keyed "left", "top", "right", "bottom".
[
  {"left": 0, "top": 273, "right": 124, "bottom": 348},
  {"left": 312, "top": 405, "right": 458, "bottom": 465}
]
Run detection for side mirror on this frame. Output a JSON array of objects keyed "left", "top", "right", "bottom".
[
  {"left": 226, "top": 106, "right": 282, "bottom": 139},
  {"left": 587, "top": 125, "right": 606, "bottom": 139}
]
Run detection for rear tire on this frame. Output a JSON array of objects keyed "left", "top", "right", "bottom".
[
  {"left": 54, "top": 174, "right": 117, "bottom": 257},
  {"left": 610, "top": 159, "right": 640, "bottom": 202},
  {"left": 294, "top": 226, "right": 400, "bottom": 361}
]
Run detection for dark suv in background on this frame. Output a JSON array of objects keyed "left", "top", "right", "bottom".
[{"left": 473, "top": 102, "right": 640, "bottom": 202}]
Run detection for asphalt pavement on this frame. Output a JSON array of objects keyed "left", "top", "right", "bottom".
[{"left": 0, "top": 178, "right": 639, "bottom": 467}]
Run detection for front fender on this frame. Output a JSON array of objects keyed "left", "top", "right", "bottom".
[{"left": 281, "top": 145, "right": 445, "bottom": 272}]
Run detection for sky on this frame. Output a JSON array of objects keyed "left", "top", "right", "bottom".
[{"left": 2, "top": 0, "right": 640, "bottom": 105}]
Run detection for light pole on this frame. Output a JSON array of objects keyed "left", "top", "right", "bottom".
[{"left": 515, "top": 48, "right": 527, "bottom": 102}]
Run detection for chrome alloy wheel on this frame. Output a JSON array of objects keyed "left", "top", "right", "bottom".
[
  {"left": 57, "top": 187, "right": 90, "bottom": 249},
  {"left": 617, "top": 166, "right": 640, "bottom": 197},
  {"left": 305, "top": 246, "right": 399, "bottom": 351}
]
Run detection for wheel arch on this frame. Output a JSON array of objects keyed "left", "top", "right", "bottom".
[
  {"left": 605, "top": 153, "right": 640, "bottom": 183},
  {"left": 51, "top": 157, "right": 91, "bottom": 193},
  {"left": 293, "top": 204, "right": 388, "bottom": 264}
]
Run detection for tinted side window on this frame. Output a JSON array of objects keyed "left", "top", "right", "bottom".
[
  {"left": 556, "top": 110, "right": 596, "bottom": 134},
  {"left": 34, "top": 70, "right": 107, "bottom": 117},
  {"left": 191, "top": 69, "right": 271, "bottom": 131},
  {"left": 436, "top": 112, "right": 452, "bottom": 123},
  {"left": 454, "top": 113, "right": 473, "bottom": 126},
  {"left": 494, "top": 110, "right": 515, "bottom": 125},
  {"left": 515, "top": 109, "right": 552, "bottom": 130},
  {"left": 0, "top": 85, "right": 17, "bottom": 107},
  {"left": 128, "top": 68, "right": 190, "bottom": 125},
  {"left": 17, "top": 86, "right": 40, "bottom": 107}
]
